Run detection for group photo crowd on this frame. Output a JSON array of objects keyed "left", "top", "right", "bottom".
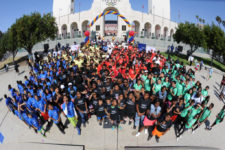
[{"left": 4, "top": 40, "right": 225, "bottom": 143}]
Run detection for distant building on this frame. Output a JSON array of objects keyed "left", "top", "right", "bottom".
[{"left": 53, "top": 0, "right": 177, "bottom": 38}]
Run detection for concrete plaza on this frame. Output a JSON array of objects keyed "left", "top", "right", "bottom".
[{"left": 0, "top": 59, "right": 224, "bottom": 150}]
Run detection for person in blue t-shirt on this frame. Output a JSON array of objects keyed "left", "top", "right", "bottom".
[
  {"left": 4, "top": 95, "right": 14, "bottom": 113},
  {"left": 27, "top": 113, "right": 45, "bottom": 136},
  {"left": 48, "top": 104, "right": 65, "bottom": 134},
  {"left": 61, "top": 95, "right": 81, "bottom": 135}
]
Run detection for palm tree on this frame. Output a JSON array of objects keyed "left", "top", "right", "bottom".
[
  {"left": 202, "top": 19, "right": 205, "bottom": 24},
  {"left": 216, "top": 16, "right": 222, "bottom": 26},
  {"left": 199, "top": 18, "right": 202, "bottom": 23},
  {"left": 222, "top": 20, "right": 225, "bottom": 28},
  {"left": 196, "top": 15, "right": 199, "bottom": 23}
]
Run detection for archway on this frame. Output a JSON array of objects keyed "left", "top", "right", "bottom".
[
  {"left": 71, "top": 22, "right": 78, "bottom": 38},
  {"left": 89, "top": 10, "right": 131, "bottom": 34},
  {"left": 133, "top": 20, "right": 140, "bottom": 37},
  {"left": 82, "top": 20, "right": 89, "bottom": 36},
  {"left": 104, "top": 7, "right": 119, "bottom": 36},
  {"left": 163, "top": 27, "right": 168, "bottom": 39},
  {"left": 170, "top": 29, "right": 174, "bottom": 39},
  {"left": 155, "top": 24, "right": 161, "bottom": 39},
  {"left": 144, "top": 22, "right": 151, "bottom": 38},
  {"left": 61, "top": 24, "right": 67, "bottom": 39}
]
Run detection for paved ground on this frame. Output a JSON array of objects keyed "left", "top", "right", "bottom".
[{"left": 0, "top": 58, "right": 224, "bottom": 150}]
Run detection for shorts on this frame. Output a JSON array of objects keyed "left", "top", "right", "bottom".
[
  {"left": 41, "top": 112, "right": 49, "bottom": 121},
  {"left": 143, "top": 117, "right": 156, "bottom": 126},
  {"left": 97, "top": 115, "right": 107, "bottom": 120},
  {"left": 152, "top": 127, "right": 164, "bottom": 137}
]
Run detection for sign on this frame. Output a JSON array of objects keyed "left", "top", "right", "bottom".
[
  {"left": 146, "top": 46, "right": 156, "bottom": 53},
  {"left": 104, "top": 0, "right": 120, "bottom": 7},
  {"left": 138, "top": 43, "right": 146, "bottom": 52}
]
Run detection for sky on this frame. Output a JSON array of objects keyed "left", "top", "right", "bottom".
[{"left": 0, "top": 0, "right": 225, "bottom": 32}]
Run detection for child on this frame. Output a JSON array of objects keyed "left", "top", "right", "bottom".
[
  {"left": 106, "top": 99, "right": 119, "bottom": 130},
  {"left": 209, "top": 105, "right": 225, "bottom": 130},
  {"left": 96, "top": 99, "right": 106, "bottom": 126}
]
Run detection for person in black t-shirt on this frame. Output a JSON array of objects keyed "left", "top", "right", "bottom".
[
  {"left": 96, "top": 99, "right": 106, "bottom": 126},
  {"left": 118, "top": 94, "right": 127, "bottom": 124},
  {"left": 106, "top": 99, "right": 119, "bottom": 129},
  {"left": 125, "top": 92, "right": 136, "bottom": 125},
  {"left": 134, "top": 93, "right": 150, "bottom": 129},
  {"left": 74, "top": 91, "right": 88, "bottom": 127},
  {"left": 148, "top": 114, "right": 172, "bottom": 142}
]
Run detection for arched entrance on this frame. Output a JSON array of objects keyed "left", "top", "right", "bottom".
[
  {"left": 82, "top": 20, "right": 89, "bottom": 36},
  {"left": 144, "top": 22, "right": 151, "bottom": 38},
  {"left": 61, "top": 24, "right": 67, "bottom": 39},
  {"left": 71, "top": 22, "right": 78, "bottom": 38},
  {"left": 155, "top": 24, "right": 161, "bottom": 39},
  {"left": 163, "top": 27, "right": 168, "bottom": 39},
  {"left": 89, "top": 9, "right": 131, "bottom": 37},
  {"left": 170, "top": 29, "right": 174, "bottom": 39},
  {"left": 103, "top": 7, "right": 119, "bottom": 36},
  {"left": 133, "top": 20, "right": 140, "bottom": 37}
]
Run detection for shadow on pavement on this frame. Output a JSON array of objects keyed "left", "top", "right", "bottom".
[
  {"left": 27, "top": 142, "right": 85, "bottom": 149},
  {"left": 125, "top": 146, "right": 219, "bottom": 150}
]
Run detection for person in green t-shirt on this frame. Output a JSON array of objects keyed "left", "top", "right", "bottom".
[
  {"left": 201, "top": 86, "right": 209, "bottom": 101},
  {"left": 144, "top": 76, "right": 151, "bottom": 92},
  {"left": 210, "top": 105, "right": 225, "bottom": 129},
  {"left": 133, "top": 80, "right": 143, "bottom": 91},
  {"left": 162, "top": 76, "right": 170, "bottom": 87},
  {"left": 152, "top": 80, "right": 162, "bottom": 94},
  {"left": 184, "top": 89, "right": 193, "bottom": 104},
  {"left": 187, "top": 104, "right": 202, "bottom": 120},
  {"left": 192, "top": 103, "right": 214, "bottom": 132},
  {"left": 176, "top": 114, "right": 200, "bottom": 141},
  {"left": 167, "top": 81, "right": 178, "bottom": 101},
  {"left": 176, "top": 80, "right": 184, "bottom": 97}
]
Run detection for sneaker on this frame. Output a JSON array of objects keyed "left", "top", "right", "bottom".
[
  {"left": 136, "top": 132, "right": 140, "bottom": 137},
  {"left": 147, "top": 136, "right": 152, "bottom": 141},
  {"left": 128, "top": 120, "right": 132, "bottom": 125},
  {"left": 77, "top": 128, "right": 81, "bottom": 135},
  {"left": 155, "top": 136, "right": 159, "bottom": 143},
  {"left": 133, "top": 126, "right": 136, "bottom": 130},
  {"left": 112, "top": 126, "right": 116, "bottom": 130},
  {"left": 99, "top": 122, "right": 102, "bottom": 126},
  {"left": 192, "top": 130, "right": 195, "bottom": 134},
  {"left": 144, "top": 129, "right": 148, "bottom": 134},
  {"left": 176, "top": 137, "right": 180, "bottom": 142}
]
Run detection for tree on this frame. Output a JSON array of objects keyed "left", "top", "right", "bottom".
[
  {"left": 173, "top": 22, "right": 206, "bottom": 55},
  {"left": 196, "top": 15, "right": 199, "bottom": 23},
  {"left": 0, "top": 30, "right": 2, "bottom": 39},
  {"left": 0, "top": 26, "right": 18, "bottom": 63},
  {"left": 216, "top": 16, "right": 222, "bottom": 26},
  {"left": 203, "top": 24, "right": 225, "bottom": 66},
  {"left": 222, "top": 20, "right": 225, "bottom": 28},
  {"left": 13, "top": 13, "right": 58, "bottom": 55}
]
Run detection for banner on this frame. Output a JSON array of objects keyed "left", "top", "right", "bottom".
[{"left": 138, "top": 43, "right": 146, "bottom": 52}]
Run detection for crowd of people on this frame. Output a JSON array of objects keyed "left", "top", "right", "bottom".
[{"left": 4, "top": 41, "right": 225, "bottom": 143}]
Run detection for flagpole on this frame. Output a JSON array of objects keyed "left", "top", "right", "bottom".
[{"left": 79, "top": 2, "right": 80, "bottom": 22}]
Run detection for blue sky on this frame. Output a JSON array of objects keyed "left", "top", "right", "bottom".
[{"left": 0, "top": 0, "right": 225, "bottom": 32}]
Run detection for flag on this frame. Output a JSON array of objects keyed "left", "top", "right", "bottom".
[{"left": 0, "top": 132, "right": 4, "bottom": 144}]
